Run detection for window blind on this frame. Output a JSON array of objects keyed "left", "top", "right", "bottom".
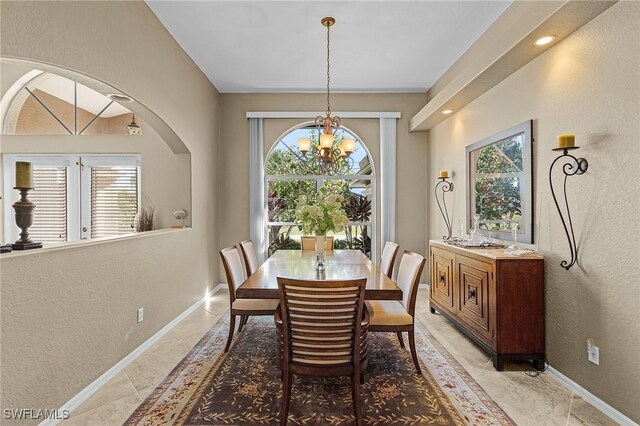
[
  {"left": 90, "top": 166, "right": 138, "bottom": 238},
  {"left": 30, "top": 166, "right": 68, "bottom": 243}
]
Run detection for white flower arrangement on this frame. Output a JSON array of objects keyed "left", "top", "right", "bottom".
[{"left": 295, "top": 187, "right": 349, "bottom": 236}]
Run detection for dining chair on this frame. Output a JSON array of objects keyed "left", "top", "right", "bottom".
[
  {"left": 239, "top": 239, "right": 259, "bottom": 276},
  {"left": 379, "top": 241, "right": 400, "bottom": 279},
  {"left": 276, "top": 277, "right": 368, "bottom": 426},
  {"left": 366, "top": 250, "right": 426, "bottom": 374},
  {"left": 300, "top": 236, "right": 334, "bottom": 251},
  {"left": 219, "top": 245, "right": 279, "bottom": 352}
]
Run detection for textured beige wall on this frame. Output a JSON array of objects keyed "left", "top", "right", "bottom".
[
  {"left": 0, "top": 1, "right": 220, "bottom": 420},
  {"left": 426, "top": 2, "right": 640, "bottom": 420},
  {"left": 219, "top": 93, "right": 428, "bottom": 280}
]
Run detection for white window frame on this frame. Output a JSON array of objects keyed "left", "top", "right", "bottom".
[
  {"left": 2, "top": 154, "right": 140, "bottom": 244},
  {"left": 80, "top": 155, "right": 141, "bottom": 240}
]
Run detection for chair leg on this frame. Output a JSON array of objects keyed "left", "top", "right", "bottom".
[
  {"left": 238, "top": 316, "right": 246, "bottom": 332},
  {"left": 351, "top": 374, "right": 363, "bottom": 426},
  {"left": 280, "top": 370, "right": 292, "bottom": 426},
  {"left": 408, "top": 330, "right": 422, "bottom": 375},
  {"left": 224, "top": 314, "right": 236, "bottom": 353},
  {"left": 243, "top": 316, "right": 249, "bottom": 327},
  {"left": 396, "top": 332, "right": 405, "bottom": 348}
]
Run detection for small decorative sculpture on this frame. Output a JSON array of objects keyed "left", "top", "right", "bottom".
[
  {"left": 172, "top": 209, "right": 188, "bottom": 228},
  {"left": 12, "top": 161, "right": 42, "bottom": 250}
]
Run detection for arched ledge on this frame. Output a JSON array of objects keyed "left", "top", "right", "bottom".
[
  {"left": 0, "top": 57, "right": 190, "bottom": 155},
  {"left": 0, "top": 228, "right": 191, "bottom": 259}
]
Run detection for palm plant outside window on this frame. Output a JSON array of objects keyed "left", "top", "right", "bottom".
[{"left": 266, "top": 125, "right": 375, "bottom": 258}]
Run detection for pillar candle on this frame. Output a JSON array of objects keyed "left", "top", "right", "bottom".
[
  {"left": 439, "top": 170, "right": 449, "bottom": 178},
  {"left": 557, "top": 134, "right": 576, "bottom": 149},
  {"left": 15, "top": 161, "right": 33, "bottom": 189}
]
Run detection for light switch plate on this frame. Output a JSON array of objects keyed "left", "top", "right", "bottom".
[{"left": 137, "top": 308, "right": 144, "bottom": 323}]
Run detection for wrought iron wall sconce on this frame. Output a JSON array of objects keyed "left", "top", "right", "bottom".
[
  {"left": 435, "top": 171, "right": 454, "bottom": 240},
  {"left": 549, "top": 135, "right": 588, "bottom": 270}
]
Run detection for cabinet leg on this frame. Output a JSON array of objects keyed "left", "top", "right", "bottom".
[
  {"left": 532, "top": 358, "right": 545, "bottom": 371},
  {"left": 493, "top": 355, "right": 504, "bottom": 371}
]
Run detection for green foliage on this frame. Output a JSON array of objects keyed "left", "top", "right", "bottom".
[
  {"left": 268, "top": 230, "right": 301, "bottom": 257},
  {"left": 474, "top": 136, "right": 523, "bottom": 227},
  {"left": 295, "top": 186, "right": 349, "bottom": 235}
]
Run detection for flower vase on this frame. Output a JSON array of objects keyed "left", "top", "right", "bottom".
[{"left": 315, "top": 235, "right": 326, "bottom": 272}]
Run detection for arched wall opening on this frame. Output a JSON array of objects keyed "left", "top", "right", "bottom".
[{"left": 0, "top": 59, "right": 193, "bottom": 244}]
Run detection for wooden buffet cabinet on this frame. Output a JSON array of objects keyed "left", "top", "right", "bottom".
[{"left": 428, "top": 240, "right": 545, "bottom": 370}]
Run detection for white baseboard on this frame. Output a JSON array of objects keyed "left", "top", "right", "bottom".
[
  {"left": 546, "top": 366, "right": 638, "bottom": 426},
  {"left": 40, "top": 284, "right": 227, "bottom": 426}
]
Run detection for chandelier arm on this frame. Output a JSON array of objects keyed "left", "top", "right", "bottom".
[{"left": 326, "top": 21, "right": 331, "bottom": 118}]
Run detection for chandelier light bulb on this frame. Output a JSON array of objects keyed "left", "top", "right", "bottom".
[
  {"left": 342, "top": 138, "right": 356, "bottom": 155},
  {"left": 320, "top": 133, "right": 334, "bottom": 149},
  {"left": 298, "top": 137, "right": 311, "bottom": 155}
]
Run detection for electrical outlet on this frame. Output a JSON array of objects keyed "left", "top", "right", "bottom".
[
  {"left": 587, "top": 338, "right": 599, "bottom": 365},
  {"left": 137, "top": 308, "right": 144, "bottom": 323}
]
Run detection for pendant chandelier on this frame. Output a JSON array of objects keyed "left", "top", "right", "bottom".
[
  {"left": 298, "top": 17, "right": 356, "bottom": 175},
  {"left": 127, "top": 114, "right": 141, "bottom": 135}
]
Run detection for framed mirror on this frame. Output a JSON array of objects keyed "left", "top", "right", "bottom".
[{"left": 465, "top": 120, "right": 533, "bottom": 243}]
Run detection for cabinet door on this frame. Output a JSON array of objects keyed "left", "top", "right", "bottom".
[
  {"left": 430, "top": 247, "right": 455, "bottom": 313},
  {"left": 457, "top": 257, "right": 494, "bottom": 342}
]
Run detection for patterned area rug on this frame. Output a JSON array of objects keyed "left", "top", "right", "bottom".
[{"left": 124, "top": 313, "right": 513, "bottom": 425}]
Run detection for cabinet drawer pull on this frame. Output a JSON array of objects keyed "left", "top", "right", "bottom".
[
  {"left": 468, "top": 287, "right": 477, "bottom": 302},
  {"left": 439, "top": 271, "right": 446, "bottom": 285}
]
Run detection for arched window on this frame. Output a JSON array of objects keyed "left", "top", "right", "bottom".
[
  {"left": 265, "top": 124, "right": 375, "bottom": 258},
  {"left": 2, "top": 71, "right": 140, "bottom": 135}
]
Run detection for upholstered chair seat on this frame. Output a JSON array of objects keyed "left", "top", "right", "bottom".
[
  {"left": 365, "top": 300, "right": 413, "bottom": 326},
  {"left": 232, "top": 298, "right": 280, "bottom": 311}
]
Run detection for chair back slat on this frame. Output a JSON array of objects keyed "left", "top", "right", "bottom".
[
  {"left": 239, "top": 239, "right": 259, "bottom": 275},
  {"left": 278, "top": 277, "right": 366, "bottom": 366},
  {"left": 220, "top": 245, "right": 247, "bottom": 299},
  {"left": 380, "top": 241, "right": 400, "bottom": 278},
  {"left": 300, "top": 236, "right": 334, "bottom": 252},
  {"left": 396, "top": 251, "right": 427, "bottom": 315}
]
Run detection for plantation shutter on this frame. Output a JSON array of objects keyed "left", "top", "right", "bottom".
[
  {"left": 29, "top": 166, "right": 68, "bottom": 243},
  {"left": 90, "top": 166, "right": 138, "bottom": 238}
]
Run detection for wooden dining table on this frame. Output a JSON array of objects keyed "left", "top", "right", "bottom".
[{"left": 235, "top": 249, "right": 402, "bottom": 301}]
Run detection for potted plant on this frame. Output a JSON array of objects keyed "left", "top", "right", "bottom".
[{"left": 295, "top": 187, "right": 349, "bottom": 271}]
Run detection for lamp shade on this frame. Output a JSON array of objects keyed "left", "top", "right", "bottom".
[
  {"left": 320, "top": 133, "right": 334, "bottom": 149},
  {"left": 342, "top": 138, "right": 356, "bottom": 154},
  {"left": 298, "top": 137, "right": 311, "bottom": 153}
]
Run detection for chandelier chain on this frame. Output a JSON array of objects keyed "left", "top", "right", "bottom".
[{"left": 326, "top": 22, "right": 331, "bottom": 117}]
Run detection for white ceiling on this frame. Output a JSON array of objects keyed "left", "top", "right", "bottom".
[{"left": 146, "top": 1, "right": 511, "bottom": 93}]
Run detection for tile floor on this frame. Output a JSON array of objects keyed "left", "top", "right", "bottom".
[{"left": 61, "top": 289, "right": 618, "bottom": 426}]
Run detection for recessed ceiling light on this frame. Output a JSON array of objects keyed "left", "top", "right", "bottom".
[
  {"left": 106, "top": 93, "right": 133, "bottom": 102},
  {"left": 534, "top": 35, "right": 556, "bottom": 46},
  {"left": 442, "top": 109, "right": 453, "bottom": 115}
]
